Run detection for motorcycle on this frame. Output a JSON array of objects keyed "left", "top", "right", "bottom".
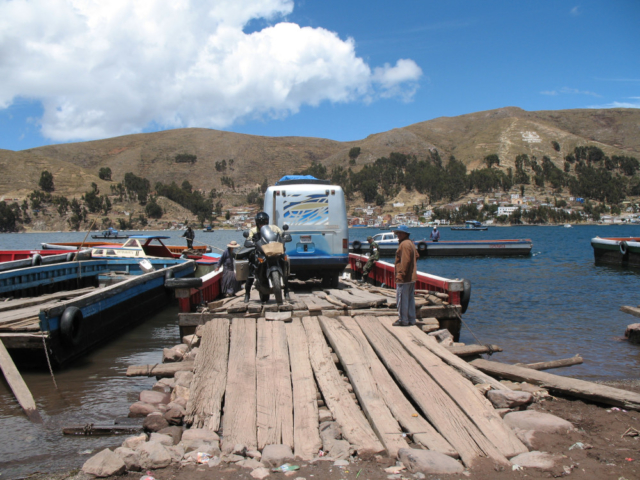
[{"left": 241, "top": 224, "right": 292, "bottom": 304}]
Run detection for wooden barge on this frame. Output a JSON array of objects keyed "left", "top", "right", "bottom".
[
  {"left": 591, "top": 236, "right": 640, "bottom": 267},
  {"left": 350, "top": 238, "right": 532, "bottom": 257},
  {"left": 0, "top": 258, "right": 196, "bottom": 366}
]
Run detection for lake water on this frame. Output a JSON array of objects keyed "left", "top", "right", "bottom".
[{"left": 1, "top": 226, "right": 640, "bottom": 478}]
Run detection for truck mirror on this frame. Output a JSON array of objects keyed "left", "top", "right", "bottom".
[
  {"left": 284, "top": 234, "right": 292, "bottom": 243},
  {"left": 283, "top": 224, "right": 289, "bottom": 231}
]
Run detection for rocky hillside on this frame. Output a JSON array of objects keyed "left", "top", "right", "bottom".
[{"left": 1, "top": 107, "right": 638, "bottom": 201}]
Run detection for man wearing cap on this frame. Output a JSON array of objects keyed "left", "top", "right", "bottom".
[
  {"left": 216, "top": 240, "right": 242, "bottom": 297},
  {"left": 430, "top": 225, "right": 440, "bottom": 242},
  {"left": 359, "top": 236, "right": 379, "bottom": 283},
  {"left": 392, "top": 225, "right": 417, "bottom": 326}
]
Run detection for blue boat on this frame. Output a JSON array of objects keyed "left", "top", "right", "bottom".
[
  {"left": 451, "top": 220, "right": 488, "bottom": 231},
  {"left": 0, "top": 258, "right": 195, "bottom": 366}
]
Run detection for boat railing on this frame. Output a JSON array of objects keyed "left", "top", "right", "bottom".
[{"left": 348, "top": 253, "right": 463, "bottom": 305}]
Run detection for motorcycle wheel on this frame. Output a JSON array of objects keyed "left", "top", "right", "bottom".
[{"left": 271, "top": 271, "right": 283, "bottom": 305}]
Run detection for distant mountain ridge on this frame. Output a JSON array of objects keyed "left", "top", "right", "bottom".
[{"left": 1, "top": 106, "right": 638, "bottom": 199}]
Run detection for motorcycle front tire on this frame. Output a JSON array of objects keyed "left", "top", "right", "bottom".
[{"left": 271, "top": 271, "right": 283, "bottom": 305}]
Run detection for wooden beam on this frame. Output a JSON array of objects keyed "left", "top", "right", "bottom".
[
  {"left": 620, "top": 306, "right": 640, "bottom": 318},
  {"left": 516, "top": 355, "right": 583, "bottom": 371},
  {"left": 470, "top": 359, "right": 640, "bottom": 411},
  {"left": 446, "top": 344, "right": 503, "bottom": 357},
  {"left": 285, "top": 318, "right": 321, "bottom": 460},
  {"left": 185, "top": 319, "right": 229, "bottom": 431},
  {"left": 301, "top": 316, "right": 384, "bottom": 458},
  {"left": 222, "top": 318, "right": 258, "bottom": 453},
  {"left": 0, "top": 338, "right": 42, "bottom": 423},
  {"left": 126, "top": 362, "right": 194, "bottom": 377},
  {"left": 319, "top": 316, "right": 409, "bottom": 458}
]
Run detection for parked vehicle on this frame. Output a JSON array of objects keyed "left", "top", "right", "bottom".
[
  {"left": 264, "top": 175, "right": 348, "bottom": 288},
  {"left": 239, "top": 225, "right": 292, "bottom": 304}
]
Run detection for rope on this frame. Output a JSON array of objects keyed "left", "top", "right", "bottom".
[
  {"left": 41, "top": 334, "right": 58, "bottom": 389},
  {"left": 76, "top": 218, "right": 97, "bottom": 289},
  {"left": 193, "top": 239, "right": 226, "bottom": 253},
  {"left": 451, "top": 306, "right": 496, "bottom": 355}
]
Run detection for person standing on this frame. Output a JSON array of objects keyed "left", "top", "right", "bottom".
[
  {"left": 182, "top": 226, "right": 195, "bottom": 249},
  {"left": 216, "top": 241, "right": 242, "bottom": 297},
  {"left": 392, "top": 225, "right": 417, "bottom": 326},
  {"left": 359, "top": 236, "right": 379, "bottom": 283},
  {"left": 430, "top": 225, "right": 440, "bottom": 242}
]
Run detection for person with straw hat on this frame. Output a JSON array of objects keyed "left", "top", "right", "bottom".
[
  {"left": 216, "top": 240, "right": 242, "bottom": 297},
  {"left": 391, "top": 225, "right": 417, "bottom": 326}
]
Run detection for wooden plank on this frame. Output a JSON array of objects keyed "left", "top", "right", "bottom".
[
  {"left": 345, "top": 317, "right": 457, "bottom": 457},
  {"left": 326, "top": 289, "right": 371, "bottom": 309},
  {"left": 356, "top": 316, "right": 509, "bottom": 467},
  {"left": 285, "top": 318, "right": 321, "bottom": 460},
  {"left": 256, "top": 319, "right": 294, "bottom": 449},
  {"left": 185, "top": 319, "right": 230, "bottom": 431},
  {"left": 314, "top": 291, "right": 347, "bottom": 309},
  {"left": 0, "top": 288, "right": 95, "bottom": 313},
  {"left": 620, "top": 305, "right": 640, "bottom": 318},
  {"left": 300, "top": 296, "right": 322, "bottom": 315},
  {"left": 349, "top": 308, "right": 397, "bottom": 317},
  {"left": 378, "top": 317, "right": 527, "bottom": 459},
  {"left": 310, "top": 293, "right": 337, "bottom": 310},
  {"left": 0, "top": 332, "right": 48, "bottom": 350},
  {"left": 301, "top": 316, "right": 384, "bottom": 458},
  {"left": 0, "top": 338, "right": 42, "bottom": 422},
  {"left": 318, "top": 316, "right": 409, "bottom": 457},
  {"left": 265, "top": 311, "right": 292, "bottom": 322},
  {"left": 179, "top": 313, "right": 217, "bottom": 327},
  {"left": 515, "top": 355, "right": 583, "bottom": 371},
  {"left": 222, "top": 318, "right": 257, "bottom": 452},
  {"left": 470, "top": 358, "right": 640, "bottom": 411},
  {"left": 447, "top": 344, "right": 503, "bottom": 357},
  {"left": 127, "top": 362, "right": 194, "bottom": 377}
]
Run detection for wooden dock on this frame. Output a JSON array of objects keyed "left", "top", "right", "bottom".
[{"left": 177, "top": 282, "right": 528, "bottom": 466}]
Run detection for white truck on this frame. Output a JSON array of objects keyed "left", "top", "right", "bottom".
[{"left": 264, "top": 176, "right": 349, "bottom": 288}]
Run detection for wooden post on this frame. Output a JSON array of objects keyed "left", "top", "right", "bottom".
[{"left": 0, "top": 338, "right": 42, "bottom": 423}]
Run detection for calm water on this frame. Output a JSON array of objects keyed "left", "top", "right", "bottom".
[{"left": 1, "top": 226, "right": 639, "bottom": 478}]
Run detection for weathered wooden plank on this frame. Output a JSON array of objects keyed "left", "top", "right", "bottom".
[
  {"left": 0, "top": 332, "right": 48, "bottom": 350},
  {"left": 515, "top": 355, "right": 583, "bottom": 371},
  {"left": 378, "top": 317, "right": 527, "bottom": 459},
  {"left": 349, "top": 308, "right": 397, "bottom": 317},
  {"left": 326, "top": 289, "right": 371, "bottom": 308},
  {"left": 346, "top": 316, "right": 457, "bottom": 457},
  {"left": 446, "top": 344, "right": 503, "bottom": 357},
  {"left": 257, "top": 319, "right": 294, "bottom": 449},
  {"left": 222, "top": 318, "right": 257, "bottom": 452},
  {"left": 470, "top": 358, "right": 640, "bottom": 411},
  {"left": 356, "top": 316, "right": 508, "bottom": 467},
  {"left": 285, "top": 318, "right": 321, "bottom": 460},
  {"left": 228, "top": 303, "right": 248, "bottom": 313},
  {"left": 314, "top": 291, "right": 347, "bottom": 309},
  {"left": 301, "top": 316, "right": 384, "bottom": 458},
  {"left": 185, "top": 319, "right": 230, "bottom": 431},
  {"left": 621, "top": 306, "right": 640, "bottom": 318},
  {"left": 265, "top": 311, "right": 292, "bottom": 322},
  {"left": 318, "top": 316, "right": 409, "bottom": 457},
  {"left": 0, "top": 288, "right": 95, "bottom": 313},
  {"left": 0, "top": 338, "right": 42, "bottom": 423},
  {"left": 179, "top": 313, "right": 217, "bottom": 327},
  {"left": 126, "top": 362, "right": 195, "bottom": 377},
  {"left": 418, "top": 305, "right": 461, "bottom": 319}
]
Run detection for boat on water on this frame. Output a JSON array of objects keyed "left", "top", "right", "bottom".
[
  {"left": 591, "top": 236, "right": 640, "bottom": 267},
  {"left": 350, "top": 232, "right": 532, "bottom": 257},
  {"left": 451, "top": 220, "right": 488, "bottom": 231},
  {"left": 91, "top": 228, "right": 129, "bottom": 239},
  {"left": 41, "top": 240, "right": 209, "bottom": 256},
  {"left": 0, "top": 258, "right": 196, "bottom": 366},
  {"left": 564, "top": 224, "right": 572, "bottom": 228}
]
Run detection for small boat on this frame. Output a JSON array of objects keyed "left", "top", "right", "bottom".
[
  {"left": 91, "top": 235, "right": 208, "bottom": 261},
  {"left": 451, "top": 220, "right": 488, "bottom": 231},
  {"left": 351, "top": 232, "right": 532, "bottom": 257},
  {"left": 202, "top": 226, "right": 214, "bottom": 232},
  {"left": 42, "top": 241, "right": 209, "bottom": 256},
  {"left": 91, "top": 228, "right": 129, "bottom": 239},
  {"left": 564, "top": 224, "right": 572, "bottom": 228},
  {"left": 591, "top": 236, "right": 640, "bottom": 267}
]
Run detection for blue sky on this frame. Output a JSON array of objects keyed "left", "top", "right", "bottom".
[{"left": 0, "top": 0, "right": 638, "bottom": 152}]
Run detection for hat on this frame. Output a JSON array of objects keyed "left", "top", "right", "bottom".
[
  {"left": 392, "top": 225, "right": 411, "bottom": 236},
  {"left": 433, "top": 226, "right": 437, "bottom": 229},
  {"left": 227, "top": 241, "right": 240, "bottom": 248},
  {"left": 367, "top": 236, "right": 373, "bottom": 241}
]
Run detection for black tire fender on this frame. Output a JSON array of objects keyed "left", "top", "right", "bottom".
[
  {"left": 352, "top": 240, "right": 362, "bottom": 251},
  {"left": 460, "top": 278, "right": 471, "bottom": 314},
  {"left": 620, "top": 241, "right": 629, "bottom": 256},
  {"left": 66, "top": 252, "right": 76, "bottom": 262},
  {"left": 165, "top": 277, "right": 202, "bottom": 289},
  {"left": 165, "top": 270, "right": 174, "bottom": 282},
  {"left": 31, "top": 254, "right": 42, "bottom": 266},
  {"left": 417, "top": 242, "right": 427, "bottom": 253},
  {"left": 60, "top": 306, "right": 83, "bottom": 347}
]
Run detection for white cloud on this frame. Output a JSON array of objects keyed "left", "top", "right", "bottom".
[
  {"left": 570, "top": 6, "right": 580, "bottom": 16},
  {"left": 587, "top": 101, "right": 640, "bottom": 109},
  {"left": 540, "top": 87, "right": 600, "bottom": 97},
  {"left": 0, "top": 0, "right": 422, "bottom": 142}
]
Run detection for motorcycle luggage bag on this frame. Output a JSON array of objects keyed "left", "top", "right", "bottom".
[
  {"left": 261, "top": 242, "right": 284, "bottom": 257},
  {"left": 234, "top": 246, "right": 253, "bottom": 260},
  {"left": 234, "top": 259, "right": 250, "bottom": 281}
]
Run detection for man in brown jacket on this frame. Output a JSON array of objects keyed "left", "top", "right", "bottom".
[{"left": 392, "top": 225, "right": 417, "bottom": 326}]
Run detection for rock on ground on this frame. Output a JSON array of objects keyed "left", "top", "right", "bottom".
[
  {"left": 175, "top": 371, "right": 194, "bottom": 388},
  {"left": 158, "top": 426, "right": 184, "bottom": 445},
  {"left": 251, "top": 467, "right": 271, "bottom": 479},
  {"left": 398, "top": 448, "right": 464, "bottom": 474},
  {"left": 138, "top": 441, "right": 173, "bottom": 469},
  {"left": 82, "top": 449, "right": 126, "bottom": 477},
  {"left": 182, "top": 427, "right": 220, "bottom": 443},
  {"left": 114, "top": 447, "right": 141, "bottom": 472},
  {"left": 504, "top": 410, "right": 574, "bottom": 434},
  {"left": 129, "top": 401, "right": 160, "bottom": 417},
  {"left": 139, "top": 390, "right": 171, "bottom": 405},
  {"left": 510, "top": 451, "right": 562, "bottom": 470},
  {"left": 487, "top": 390, "right": 534, "bottom": 408},
  {"left": 143, "top": 413, "right": 169, "bottom": 432},
  {"left": 122, "top": 433, "right": 147, "bottom": 450},
  {"left": 150, "top": 432, "right": 174, "bottom": 446},
  {"left": 261, "top": 444, "right": 295, "bottom": 468}
]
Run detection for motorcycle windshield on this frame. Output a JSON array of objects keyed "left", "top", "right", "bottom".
[{"left": 260, "top": 225, "right": 279, "bottom": 243}]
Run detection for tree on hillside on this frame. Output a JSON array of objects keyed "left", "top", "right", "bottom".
[
  {"left": 174, "top": 154, "right": 197, "bottom": 164},
  {"left": 181, "top": 180, "right": 193, "bottom": 193},
  {"left": 39, "top": 170, "right": 54, "bottom": 192},
  {"left": 348, "top": 147, "right": 361, "bottom": 165},
  {"left": 261, "top": 178, "right": 269, "bottom": 193},
  {"left": 0, "top": 202, "right": 17, "bottom": 232},
  {"left": 145, "top": 200, "right": 163, "bottom": 219},
  {"left": 484, "top": 154, "right": 500, "bottom": 169},
  {"left": 551, "top": 141, "right": 560, "bottom": 152},
  {"left": 99, "top": 167, "right": 112, "bottom": 181}
]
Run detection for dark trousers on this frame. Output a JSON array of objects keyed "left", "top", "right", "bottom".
[{"left": 186, "top": 239, "right": 193, "bottom": 249}]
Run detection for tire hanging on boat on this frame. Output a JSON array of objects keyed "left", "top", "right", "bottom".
[
  {"left": 352, "top": 240, "right": 362, "bottom": 251},
  {"left": 31, "top": 254, "right": 42, "bottom": 266},
  {"left": 460, "top": 278, "right": 471, "bottom": 314},
  {"left": 60, "top": 306, "right": 83, "bottom": 347},
  {"left": 620, "top": 241, "right": 629, "bottom": 256},
  {"left": 417, "top": 242, "right": 427, "bottom": 253}
]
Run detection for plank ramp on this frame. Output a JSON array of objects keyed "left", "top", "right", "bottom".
[
  {"left": 256, "top": 319, "right": 294, "bottom": 449},
  {"left": 222, "top": 318, "right": 257, "bottom": 453},
  {"left": 0, "top": 338, "right": 42, "bottom": 423},
  {"left": 185, "top": 319, "right": 229, "bottom": 430}
]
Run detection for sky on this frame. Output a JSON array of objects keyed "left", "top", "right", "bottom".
[{"left": 0, "top": 0, "right": 638, "bottom": 152}]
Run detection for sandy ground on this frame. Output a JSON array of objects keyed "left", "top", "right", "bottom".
[{"left": 27, "top": 380, "right": 640, "bottom": 480}]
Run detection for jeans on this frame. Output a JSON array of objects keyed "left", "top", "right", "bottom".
[{"left": 396, "top": 282, "right": 416, "bottom": 325}]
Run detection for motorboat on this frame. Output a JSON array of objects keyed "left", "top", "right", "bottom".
[{"left": 451, "top": 220, "right": 488, "bottom": 231}]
